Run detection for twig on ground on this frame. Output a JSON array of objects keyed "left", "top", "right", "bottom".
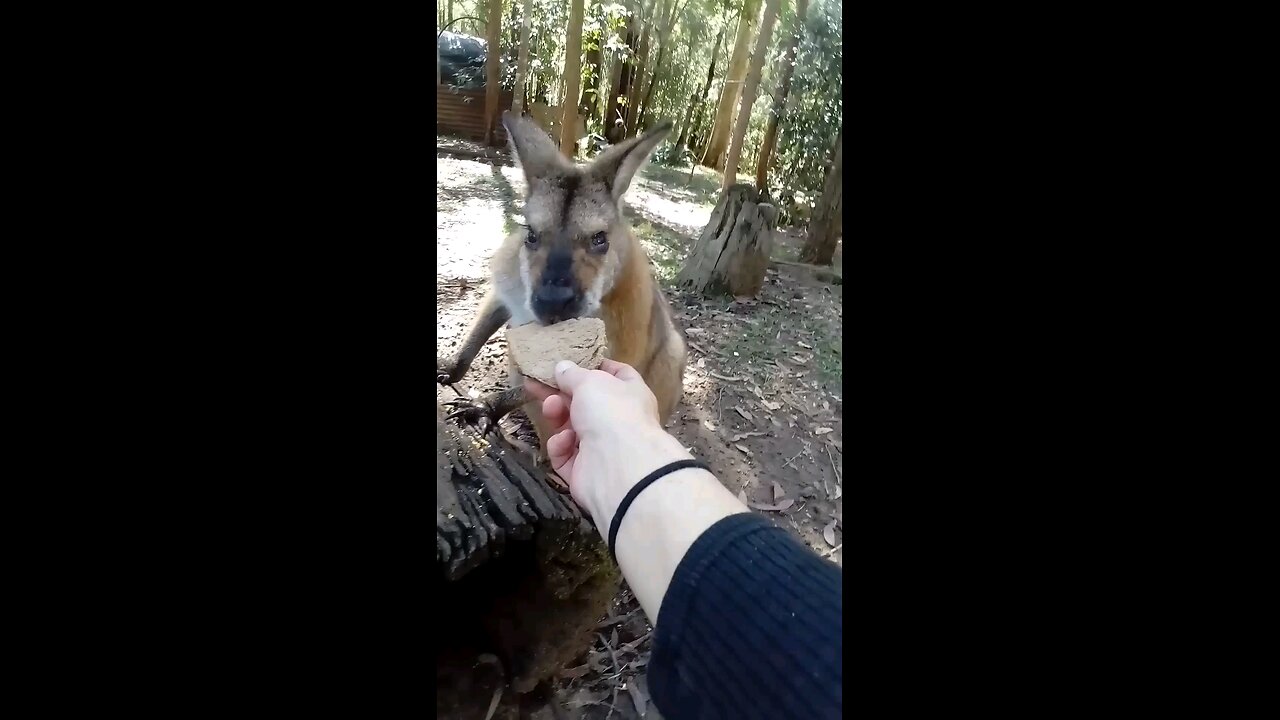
[
  {"left": 597, "top": 632, "right": 621, "bottom": 678},
  {"left": 819, "top": 543, "right": 842, "bottom": 558},
  {"left": 596, "top": 608, "right": 640, "bottom": 630},
  {"left": 477, "top": 654, "right": 505, "bottom": 720},
  {"left": 605, "top": 687, "right": 620, "bottom": 720},
  {"left": 826, "top": 446, "right": 841, "bottom": 485},
  {"left": 782, "top": 449, "right": 804, "bottom": 469},
  {"left": 483, "top": 685, "right": 503, "bottom": 720}
]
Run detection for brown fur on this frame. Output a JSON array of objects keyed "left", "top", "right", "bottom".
[
  {"left": 501, "top": 228, "right": 685, "bottom": 445},
  {"left": 438, "top": 112, "right": 685, "bottom": 453}
]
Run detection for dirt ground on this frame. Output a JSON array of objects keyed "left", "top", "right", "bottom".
[{"left": 437, "top": 144, "right": 842, "bottom": 719}]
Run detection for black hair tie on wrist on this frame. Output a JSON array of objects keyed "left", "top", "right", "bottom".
[{"left": 607, "top": 459, "right": 711, "bottom": 563}]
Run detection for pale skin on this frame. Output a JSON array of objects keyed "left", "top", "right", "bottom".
[{"left": 525, "top": 359, "right": 749, "bottom": 623}]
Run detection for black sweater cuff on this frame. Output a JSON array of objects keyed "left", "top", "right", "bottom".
[{"left": 649, "top": 512, "right": 842, "bottom": 719}]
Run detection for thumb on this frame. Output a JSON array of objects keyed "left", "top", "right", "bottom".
[{"left": 554, "top": 360, "right": 593, "bottom": 395}]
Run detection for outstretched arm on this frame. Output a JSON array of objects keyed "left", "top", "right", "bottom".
[{"left": 528, "top": 361, "right": 842, "bottom": 720}]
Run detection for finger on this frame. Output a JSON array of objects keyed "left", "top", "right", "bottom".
[
  {"left": 542, "top": 393, "right": 569, "bottom": 427},
  {"left": 524, "top": 377, "right": 558, "bottom": 401},
  {"left": 546, "top": 427, "right": 578, "bottom": 472},
  {"left": 599, "top": 359, "right": 643, "bottom": 382},
  {"left": 553, "top": 361, "right": 596, "bottom": 396}
]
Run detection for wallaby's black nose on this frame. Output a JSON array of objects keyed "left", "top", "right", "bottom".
[
  {"left": 535, "top": 285, "right": 574, "bottom": 305},
  {"left": 533, "top": 285, "right": 576, "bottom": 319}
]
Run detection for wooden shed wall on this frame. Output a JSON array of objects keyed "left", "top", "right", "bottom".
[{"left": 437, "top": 86, "right": 512, "bottom": 144}]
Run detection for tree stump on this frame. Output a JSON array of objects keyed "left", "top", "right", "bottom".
[
  {"left": 436, "top": 407, "right": 619, "bottom": 718},
  {"left": 677, "top": 183, "right": 776, "bottom": 297},
  {"left": 799, "top": 129, "right": 842, "bottom": 266}
]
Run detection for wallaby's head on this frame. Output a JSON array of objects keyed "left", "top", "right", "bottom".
[{"left": 502, "top": 111, "right": 671, "bottom": 325}]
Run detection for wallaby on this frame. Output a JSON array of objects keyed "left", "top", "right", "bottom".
[{"left": 438, "top": 111, "right": 686, "bottom": 447}]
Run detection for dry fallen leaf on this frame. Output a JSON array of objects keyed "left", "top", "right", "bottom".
[
  {"left": 566, "top": 689, "right": 610, "bottom": 707},
  {"left": 773, "top": 482, "right": 786, "bottom": 503},
  {"left": 735, "top": 443, "right": 752, "bottom": 456},
  {"left": 798, "top": 341, "right": 813, "bottom": 349},
  {"left": 814, "top": 427, "right": 833, "bottom": 435},
  {"left": 685, "top": 327, "right": 707, "bottom": 335},
  {"left": 710, "top": 371, "right": 743, "bottom": 381},
  {"left": 761, "top": 400, "right": 783, "bottom": 411},
  {"left": 560, "top": 664, "right": 591, "bottom": 679},
  {"left": 790, "top": 356, "right": 808, "bottom": 365},
  {"left": 628, "top": 682, "right": 648, "bottom": 717},
  {"left": 730, "top": 431, "right": 766, "bottom": 442},
  {"left": 749, "top": 498, "right": 796, "bottom": 512},
  {"left": 734, "top": 406, "right": 754, "bottom": 421},
  {"left": 823, "top": 520, "right": 837, "bottom": 547},
  {"left": 737, "top": 489, "right": 750, "bottom": 505},
  {"left": 703, "top": 418, "right": 717, "bottom": 431}
]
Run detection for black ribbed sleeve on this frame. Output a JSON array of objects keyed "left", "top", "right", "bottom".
[{"left": 649, "top": 513, "right": 842, "bottom": 720}]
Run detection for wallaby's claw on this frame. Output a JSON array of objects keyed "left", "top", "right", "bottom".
[
  {"left": 437, "top": 356, "right": 468, "bottom": 386},
  {"left": 443, "top": 398, "right": 496, "bottom": 434}
]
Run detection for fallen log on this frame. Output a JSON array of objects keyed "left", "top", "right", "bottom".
[{"left": 436, "top": 407, "right": 619, "bottom": 717}]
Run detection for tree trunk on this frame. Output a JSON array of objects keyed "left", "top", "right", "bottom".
[
  {"left": 676, "top": 25, "right": 724, "bottom": 151},
  {"left": 756, "top": 0, "right": 807, "bottom": 192},
  {"left": 560, "top": 0, "right": 586, "bottom": 157},
  {"left": 686, "top": 77, "right": 728, "bottom": 184},
  {"left": 721, "top": 0, "right": 780, "bottom": 190},
  {"left": 704, "top": 0, "right": 761, "bottom": 170},
  {"left": 677, "top": 184, "right": 777, "bottom": 296},
  {"left": 512, "top": 0, "right": 533, "bottom": 114},
  {"left": 637, "top": 66, "right": 661, "bottom": 135},
  {"left": 604, "top": 50, "right": 624, "bottom": 130},
  {"left": 435, "top": 408, "right": 618, "bottom": 713},
  {"left": 624, "top": 0, "right": 659, "bottom": 138},
  {"left": 483, "top": 0, "right": 503, "bottom": 145},
  {"left": 579, "top": 31, "right": 603, "bottom": 127},
  {"left": 636, "top": 0, "right": 688, "bottom": 132},
  {"left": 799, "top": 129, "right": 842, "bottom": 265},
  {"left": 605, "top": 0, "right": 640, "bottom": 143}
]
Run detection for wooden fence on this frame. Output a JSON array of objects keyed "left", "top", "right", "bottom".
[{"left": 436, "top": 86, "right": 512, "bottom": 144}]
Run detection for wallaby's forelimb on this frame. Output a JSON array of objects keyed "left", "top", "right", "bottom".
[{"left": 437, "top": 292, "right": 511, "bottom": 384}]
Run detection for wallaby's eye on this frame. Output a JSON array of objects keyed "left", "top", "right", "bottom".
[
  {"left": 525, "top": 227, "right": 539, "bottom": 247},
  {"left": 590, "top": 231, "right": 609, "bottom": 251}
]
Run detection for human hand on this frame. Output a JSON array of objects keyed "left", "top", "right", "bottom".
[{"left": 525, "top": 359, "right": 690, "bottom": 530}]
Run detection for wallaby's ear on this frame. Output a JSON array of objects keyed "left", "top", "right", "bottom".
[
  {"left": 589, "top": 121, "right": 673, "bottom": 202},
  {"left": 502, "top": 111, "right": 572, "bottom": 183}
]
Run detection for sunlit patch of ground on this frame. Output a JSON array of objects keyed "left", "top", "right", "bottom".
[{"left": 437, "top": 157, "right": 514, "bottom": 280}]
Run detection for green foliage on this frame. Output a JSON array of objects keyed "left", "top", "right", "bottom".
[
  {"left": 772, "top": 0, "right": 842, "bottom": 195},
  {"left": 452, "top": 0, "right": 840, "bottom": 197}
]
